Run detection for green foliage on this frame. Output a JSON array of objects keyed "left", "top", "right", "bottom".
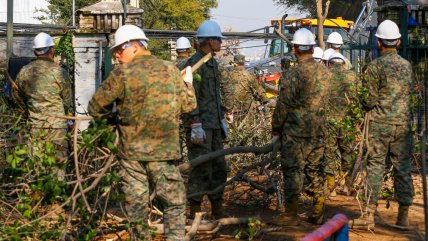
[
  {"left": 140, "top": 0, "right": 218, "bottom": 30},
  {"left": 0, "top": 118, "right": 121, "bottom": 239},
  {"left": 234, "top": 218, "right": 263, "bottom": 241},
  {"left": 36, "top": 0, "right": 98, "bottom": 25},
  {"left": 273, "top": 0, "right": 366, "bottom": 20},
  {"left": 55, "top": 32, "right": 75, "bottom": 74}
]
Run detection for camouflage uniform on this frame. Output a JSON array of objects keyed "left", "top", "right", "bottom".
[
  {"left": 324, "top": 65, "right": 358, "bottom": 177},
  {"left": 89, "top": 54, "right": 197, "bottom": 240},
  {"left": 13, "top": 57, "right": 73, "bottom": 180},
  {"left": 361, "top": 49, "right": 414, "bottom": 206},
  {"left": 227, "top": 65, "right": 267, "bottom": 124},
  {"left": 181, "top": 50, "right": 227, "bottom": 207},
  {"left": 272, "top": 55, "right": 332, "bottom": 202}
]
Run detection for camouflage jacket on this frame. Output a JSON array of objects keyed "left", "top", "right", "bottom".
[
  {"left": 227, "top": 66, "right": 267, "bottom": 113},
  {"left": 327, "top": 64, "right": 358, "bottom": 121},
  {"left": 218, "top": 62, "right": 234, "bottom": 112},
  {"left": 88, "top": 54, "right": 197, "bottom": 161},
  {"left": 272, "top": 55, "right": 332, "bottom": 137},
  {"left": 13, "top": 57, "right": 73, "bottom": 129},
  {"left": 361, "top": 49, "right": 413, "bottom": 125},
  {"left": 181, "top": 50, "right": 225, "bottom": 129}
]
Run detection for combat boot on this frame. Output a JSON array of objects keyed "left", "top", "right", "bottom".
[
  {"left": 396, "top": 205, "right": 410, "bottom": 227},
  {"left": 211, "top": 200, "right": 226, "bottom": 219},
  {"left": 188, "top": 202, "right": 201, "bottom": 219},
  {"left": 308, "top": 196, "right": 325, "bottom": 225},
  {"left": 326, "top": 175, "right": 336, "bottom": 197},
  {"left": 271, "top": 200, "right": 300, "bottom": 226},
  {"left": 349, "top": 204, "right": 376, "bottom": 230}
]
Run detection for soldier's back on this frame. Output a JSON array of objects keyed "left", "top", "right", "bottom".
[
  {"left": 365, "top": 50, "right": 412, "bottom": 124},
  {"left": 282, "top": 58, "right": 332, "bottom": 137},
  {"left": 15, "top": 58, "right": 68, "bottom": 128}
]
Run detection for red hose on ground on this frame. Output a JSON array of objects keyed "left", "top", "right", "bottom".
[{"left": 301, "top": 213, "right": 349, "bottom": 241}]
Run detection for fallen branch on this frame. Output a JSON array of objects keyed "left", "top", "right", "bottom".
[
  {"left": 185, "top": 212, "right": 206, "bottom": 241},
  {"left": 179, "top": 143, "right": 273, "bottom": 173}
]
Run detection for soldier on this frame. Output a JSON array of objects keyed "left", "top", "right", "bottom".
[
  {"left": 227, "top": 54, "right": 267, "bottom": 125},
  {"left": 271, "top": 28, "right": 332, "bottom": 226},
  {"left": 88, "top": 25, "right": 197, "bottom": 240},
  {"left": 324, "top": 52, "right": 358, "bottom": 197},
  {"left": 326, "top": 32, "right": 353, "bottom": 69},
  {"left": 13, "top": 32, "right": 74, "bottom": 181},
  {"left": 176, "top": 37, "right": 192, "bottom": 70},
  {"left": 321, "top": 48, "right": 335, "bottom": 66},
  {"left": 349, "top": 20, "right": 414, "bottom": 230},
  {"left": 313, "top": 47, "right": 323, "bottom": 62},
  {"left": 181, "top": 20, "right": 229, "bottom": 219}
]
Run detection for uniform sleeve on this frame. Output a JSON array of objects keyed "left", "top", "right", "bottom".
[
  {"left": 88, "top": 70, "right": 124, "bottom": 119},
  {"left": 272, "top": 72, "right": 298, "bottom": 135},
  {"left": 172, "top": 66, "right": 197, "bottom": 113},
  {"left": 57, "top": 68, "right": 74, "bottom": 116},
  {"left": 361, "top": 64, "right": 381, "bottom": 110}
]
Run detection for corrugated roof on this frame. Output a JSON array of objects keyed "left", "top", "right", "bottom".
[{"left": 78, "top": 1, "right": 144, "bottom": 14}]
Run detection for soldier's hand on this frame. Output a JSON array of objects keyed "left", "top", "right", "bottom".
[
  {"left": 183, "top": 66, "right": 193, "bottom": 86},
  {"left": 190, "top": 122, "right": 206, "bottom": 145}
]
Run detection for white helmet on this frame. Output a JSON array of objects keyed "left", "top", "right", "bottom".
[
  {"left": 375, "top": 19, "right": 401, "bottom": 40},
  {"left": 328, "top": 52, "right": 346, "bottom": 63},
  {"left": 33, "top": 32, "right": 54, "bottom": 49},
  {"left": 322, "top": 48, "right": 336, "bottom": 61},
  {"left": 326, "top": 32, "right": 343, "bottom": 45},
  {"left": 110, "top": 25, "right": 149, "bottom": 51},
  {"left": 176, "top": 37, "right": 192, "bottom": 50},
  {"left": 291, "top": 28, "right": 316, "bottom": 45},
  {"left": 313, "top": 47, "right": 323, "bottom": 59},
  {"left": 196, "top": 20, "right": 226, "bottom": 38}
]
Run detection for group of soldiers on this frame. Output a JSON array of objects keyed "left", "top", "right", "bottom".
[{"left": 10, "top": 17, "right": 415, "bottom": 240}]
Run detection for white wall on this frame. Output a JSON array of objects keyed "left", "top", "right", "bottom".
[{"left": 0, "top": 0, "right": 49, "bottom": 24}]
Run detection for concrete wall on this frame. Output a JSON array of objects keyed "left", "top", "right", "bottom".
[
  {"left": 73, "top": 34, "right": 107, "bottom": 130},
  {"left": 0, "top": 34, "right": 64, "bottom": 67}
]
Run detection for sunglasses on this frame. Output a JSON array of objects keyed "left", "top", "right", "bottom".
[
  {"left": 115, "top": 42, "right": 134, "bottom": 55},
  {"left": 210, "top": 37, "right": 223, "bottom": 42}
]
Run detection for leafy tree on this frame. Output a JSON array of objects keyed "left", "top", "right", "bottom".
[
  {"left": 139, "top": 0, "right": 218, "bottom": 59},
  {"left": 274, "top": 0, "right": 366, "bottom": 20},
  {"left": 140, "top": 0, "right": 218, "bottom": 30},
  {"left": 37, "top": 0, "right": 98, "bottom": 25}
]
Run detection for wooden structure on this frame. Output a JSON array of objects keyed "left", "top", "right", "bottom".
[{"left": 77, "top": 0, "right": 144, "bottom": 32}]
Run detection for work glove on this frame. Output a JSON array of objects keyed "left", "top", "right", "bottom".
[
  {"left": 221, "top": 118, "right": 229, "bottom": 139},
  {"left": 225, "top": 111, "right": 234, "bottom": 124},
  {"left": 183, "top": 66, "right": 193, "bottom": 85},
  {"left": 190, "top": 122, "right": 206, "bottom": 145}
]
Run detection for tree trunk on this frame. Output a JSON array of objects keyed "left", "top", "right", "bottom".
[{"left": 316, "top": 0, "right": 331, "bottom": 49}]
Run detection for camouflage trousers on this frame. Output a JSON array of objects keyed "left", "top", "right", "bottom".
[
  {"left": 119, "top": 160, "right": 186, "bottom": 241},
  {"left": 324, "top": 128, "right": 355, "bottom": 176},
  {"left": 366, "top": 122, "right": 414, "bottom": 206},
  {"left": 29, "top": 128, "right": 68, "bottom": 180},
  {"left": 281, "top": 136, "right": 326, "bottom": 202},
  {"left": 186, "top": 128, "right": 227, "bottom": 204}
]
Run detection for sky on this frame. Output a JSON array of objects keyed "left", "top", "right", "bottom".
[{"left": 210, "top": 0, "right": 305, "bottom": 58}]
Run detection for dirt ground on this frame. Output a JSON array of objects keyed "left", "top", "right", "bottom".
[
  {"left": 98, "top": 174, "right": 426, "bottom": 241},
  {"left": 206, "top": 174, "right": 427, "bottom": 241}
]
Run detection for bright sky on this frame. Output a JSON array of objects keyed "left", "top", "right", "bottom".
[{"left": 210, "top": 0, "right": 305, "bottom": 58}]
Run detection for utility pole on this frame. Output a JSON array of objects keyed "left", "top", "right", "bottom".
[
  {"left": 6, "top": 0, "right": 13, "bottom": 64},
  {"left": 72, "top": 0, "right": 76, "bottom": 27}
]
